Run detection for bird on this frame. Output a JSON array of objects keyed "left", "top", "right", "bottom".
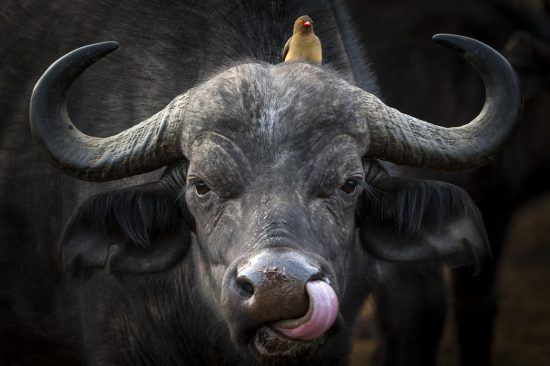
[{"left": 283, "top": 15, "right": 322, "bottom": 64}]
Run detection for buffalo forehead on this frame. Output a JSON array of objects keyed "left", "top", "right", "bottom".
[{"left": 185, "top": 62, "right": 363, "bottom": 157}]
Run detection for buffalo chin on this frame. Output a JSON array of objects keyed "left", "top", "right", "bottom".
[{"left": 252, "top": 326, "right": 326, "bottom": 361}]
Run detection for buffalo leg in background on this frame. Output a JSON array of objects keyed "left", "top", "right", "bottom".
[
  {"left": 452, "top": 200, "right": 507, "bottom": 366},
  {"left": 452, "top": 264, "right": 498, "bottom": 366},
  {"left": 353, "top": 1, "right": 550, "bottom": 365},
  {"left": 373, "top": 270, "right": 446, "bottom": 366}
]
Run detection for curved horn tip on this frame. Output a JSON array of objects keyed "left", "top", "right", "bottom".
[
  {"left": 431, "top": 33, "right": 474, "bottom": 52},
  {"left": 89, "top": 40, "right": 120, "bottom": 48},
  {"left": 55, "top": 41, "right": 120, "bottom": 65},
  {"left": 94, "top": 41, "right": 120, "bottom": 52},
  {"left": 432, "top": 33, "right": 459, "bottom": 43},
  {"left": 31, "top": 40, "right": 120, "bottom": 97},
  {"left": 430, "top": 34, "right": 508, "bottom": 65},
  {"left": 70, "top": 40, "right": 120, "bottom": 59}
]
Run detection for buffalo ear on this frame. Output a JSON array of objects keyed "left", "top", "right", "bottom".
[
  {"left": 359, "top": 176, "right": 489, "bottom": 271},
  {"left": 60, "top": 182, "right": 191, "bottom": 278}
]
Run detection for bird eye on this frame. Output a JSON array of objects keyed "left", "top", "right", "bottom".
[
  {"left": 195, "top": 181, "right": 211, "bottom": 196},
  {"left": 341, "top": 179, "right": 357, "bottom": 195}
]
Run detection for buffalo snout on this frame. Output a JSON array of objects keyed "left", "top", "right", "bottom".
[{"left": 221, "top": 248, "right": 339, "bottom": 357}]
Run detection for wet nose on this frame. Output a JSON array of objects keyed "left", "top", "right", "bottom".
[{"left": 234, "top": 250, "right": 319, "bottom": 321}]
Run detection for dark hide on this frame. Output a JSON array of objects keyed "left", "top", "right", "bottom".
[{"left": 0, "top": 0, "right": 492, "bottom": 365}]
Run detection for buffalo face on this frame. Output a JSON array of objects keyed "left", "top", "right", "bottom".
[{"left": 181, "top": 63, "right": 367, "bottom": 359}]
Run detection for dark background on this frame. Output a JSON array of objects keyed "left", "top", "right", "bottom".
[{"left": 345, "top": 0, "right": 550, "bottom": 364}]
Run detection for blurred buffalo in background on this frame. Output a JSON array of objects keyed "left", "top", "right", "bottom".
[{"left": 347, "top": 0, "right": 550, "bottom": 365}]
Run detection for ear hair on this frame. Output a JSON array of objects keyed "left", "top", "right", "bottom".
[
  {"left": 70, "top": 185, "right": 181, "bottom": 248},
  {"left": 367, "top": 177, "right": 483, "bottom": 236},
  {"left": 359, "top": 165, "right": 490, "bottom": 273},
  {"left": 60, "top": 178, "right": 191, "bottom": 277}
]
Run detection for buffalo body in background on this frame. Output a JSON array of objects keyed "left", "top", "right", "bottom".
[{"left": 348, "top": 0, "right": 550, "bottom": 365}]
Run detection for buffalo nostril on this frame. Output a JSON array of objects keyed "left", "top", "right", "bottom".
[{"left": 236, "top": 276, "right": 255, "bottom": 297}]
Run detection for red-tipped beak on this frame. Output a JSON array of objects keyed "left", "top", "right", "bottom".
[{"left": 303, "top": 21, "right": 312, "bottom": 28}]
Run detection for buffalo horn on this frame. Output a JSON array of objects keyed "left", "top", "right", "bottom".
[
  {"left": 362, "top": 34, "right": 522, "bottom": 170},
  {"left": 30, "top": 42, "right": 189, "bottom": 181}
]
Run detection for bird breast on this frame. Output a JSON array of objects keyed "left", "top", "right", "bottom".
[{"left": 287, "top": 34, "right": 322, "bottom": 64}]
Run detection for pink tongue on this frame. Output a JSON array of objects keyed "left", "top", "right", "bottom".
[{"left": 273, "top": 280, "right": 339, "bottom": 341}]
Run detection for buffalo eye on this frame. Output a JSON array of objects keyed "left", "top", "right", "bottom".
[
  {"left": 195, "top": 181, "right": 211, "bottom": 196},
  {"left": 341, "top": 179, "right": 357, "bottom": 195}
]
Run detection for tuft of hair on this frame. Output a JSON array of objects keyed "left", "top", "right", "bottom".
[
  {"left": 72, "top": 184, "right": 181, "bottom": 248},
  {"left": 360, "top": 175, "right": 490, "bottom": 274},
  {"left": 365, "top": 177, "right": 484, "bottom": 236}
]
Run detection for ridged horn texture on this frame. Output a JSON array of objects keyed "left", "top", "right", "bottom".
[
  {"left": 29, "top": 42, "right": 189, "bottom": 181},
  {"left": 363, "top": 34, "right": 522, "bottom": 170}
]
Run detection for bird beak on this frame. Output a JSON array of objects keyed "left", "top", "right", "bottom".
[{"left": 303, "top": 21, "right": 312, "bottom": 28}]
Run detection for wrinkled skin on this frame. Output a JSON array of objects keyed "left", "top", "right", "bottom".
[{"left": 180, "top": 63, "right": 369, "bottom": 362}]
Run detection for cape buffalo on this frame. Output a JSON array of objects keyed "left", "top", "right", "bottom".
[{"left": 0, "top": 0, "right": 520, "bottom": 364}]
